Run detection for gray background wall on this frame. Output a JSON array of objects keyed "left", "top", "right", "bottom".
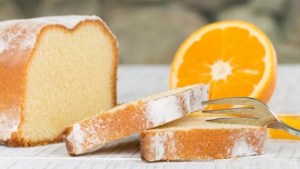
[{"left": 0, "top": 0, "right": 299, "bottom": 64}]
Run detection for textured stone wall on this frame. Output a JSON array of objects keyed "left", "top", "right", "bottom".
[{"left": 1, "top": 0, "right": 299, "bottom": 63}]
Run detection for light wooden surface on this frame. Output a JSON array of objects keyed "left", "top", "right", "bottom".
[
  {"left": 1, "top": 65, "right": 300, "bottom": 169},
  {"left": 1, "top": 138, "right": 300, "bottom": 169}
]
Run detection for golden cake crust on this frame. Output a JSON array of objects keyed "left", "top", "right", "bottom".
[
  {"left": 140, "top": 126, "right": 267, "bottom": 162},
  {"left": 0, "top": 16, "right": 118, "bottom": 147}
]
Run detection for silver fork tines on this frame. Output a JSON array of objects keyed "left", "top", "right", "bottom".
[{"left": 202, "top": 97, "right": 300, "bottom": 137}]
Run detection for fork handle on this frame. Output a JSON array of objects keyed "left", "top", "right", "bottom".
[
  {"left": 282, "top": 124, "right": 300, "bottom": 137},
  {"left": 268, "top": 120, "right": 300, "bottom": 137}
]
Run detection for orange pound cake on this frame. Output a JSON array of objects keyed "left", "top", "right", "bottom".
[
  {"left": 140, "top": 115, "right": 267, "bottom": 162},
  {"left": 0, "top": 16, "right": 118, "bottom": 147},
  {"left": 63, "top": 84, "right": 209, "bottom": 155}
]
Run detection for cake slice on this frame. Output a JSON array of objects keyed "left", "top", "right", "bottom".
[
  {"left": 63, "top": 84, "right": 209, "bottom": 155},
  {"left": 0, "top": 15, "right": 118, "bottom": 146},
  {"left": 140, "top": 114, "right": 267, "bottom": 162}
]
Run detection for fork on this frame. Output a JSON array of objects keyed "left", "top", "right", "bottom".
[{"left": 202, "top": 97, "right": 300, "bottom": 137}]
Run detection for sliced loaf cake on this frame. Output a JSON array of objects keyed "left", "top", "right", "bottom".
[
  {"left": 140, "top": 114, "right": 267, "bottom": 162},
  {"left": 0, "top": 15, "right": 118, "bottom": 146},
  {"left": 63, "top": 84, "right": 209, "bottom": 155}
]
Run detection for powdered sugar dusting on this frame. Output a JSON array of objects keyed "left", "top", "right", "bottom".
[
  {"left": 67, "top": 123, "right": 84, "bottom": 154},
  {"left": 0, "top": 107, "right": 21, "bottom": 141},
  {"left": 67, "top": 119, "right": 108, "bottom": 155},
  {"left": 19, "top": 25, "right": 37, "bottom": 50},
  {"left": 0, "top": 23, "right": 37, "bottom": 53},
  {"left": 184, "top": 91, "right": 192, "bottom": 112},
  {"left": 189, "top": 84, "right": 209, "bottom": 111},
  {"left": 0, "top": 40, "right": 8, "bottom": 53},
  {"left": 30, "top": 15, "right": 100, "bottom": 29},
  {"left": 230, "top": 138, "right": 256, "bottom": 157},
  {"left": 0, "top": 15, "right": 102, "bottom": 55},
  {"left": 167, "top": 132, "right": 177, "bottom": 158},
  {"left": 152, "top": 131, "right": 175, "bottom": 161},
  {"left": 146, "top": 85, "right": 209, "bottom": 128},
  {"left": 83, "top": 120, "right": 104, "bottom": 145},
  {"left": 146, "top": 96, "right": 182, "bottom": 127}
]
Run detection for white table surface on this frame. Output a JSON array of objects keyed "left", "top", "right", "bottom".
[{"left": 1, "top": 64, "right": 300, "bottom": 169}]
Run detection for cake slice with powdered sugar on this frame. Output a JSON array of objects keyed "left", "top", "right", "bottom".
[
  {"left": 63, "top": 84, "right": 209, "bottom": 155},
  {"left": 140, "top": 114, "right": 267, "bottom": 162}
]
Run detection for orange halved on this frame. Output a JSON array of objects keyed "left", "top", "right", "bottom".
[{"left": 170, "top": 20, "right": 277, "bottom": 103}]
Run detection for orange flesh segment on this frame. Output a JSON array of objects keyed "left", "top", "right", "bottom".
[
  {"left": 268, "top": 115, "right": 300, "bottom": 140},
  {"left": 177, "top": 26, "right": 265, "bottom": 100}
]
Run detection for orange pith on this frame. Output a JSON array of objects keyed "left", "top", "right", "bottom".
[{"left": 170, "top": 20, "right": 277, "bottom": 103}]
